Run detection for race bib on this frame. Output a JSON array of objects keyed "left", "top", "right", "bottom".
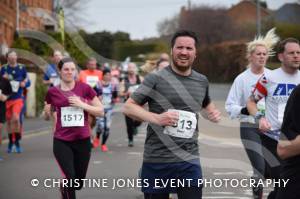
[
  {"left": 163, "top": 109, "right": 197, "bottom": 139},
  {"left": 61, "top": 107, "right": 84, "bottom": 127},
  {"left": 86, "top": 76, "right": 99, "bottom": 88},
  {"left": 10, "top": 80, "right": 20, "bottom": 92},
  {"left": 50, "top": 77, "right": 60, "bottom": 86},
  {"left": 278, "top": 103, "right": 286, "bottom": 123}
]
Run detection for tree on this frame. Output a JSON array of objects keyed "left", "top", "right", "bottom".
[
  {"left": 157, "top": 15, "right": 179, "bottom": 36},
  {"left": 179, "top": 6, "right": 244, "bottom": 45},
  {"left": 55, "top": 0, "right": 90, "bottom": 25}
]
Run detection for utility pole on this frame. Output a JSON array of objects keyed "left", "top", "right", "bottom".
[{"left": 256, "top": 0, "right": 261, "bottom": 36}]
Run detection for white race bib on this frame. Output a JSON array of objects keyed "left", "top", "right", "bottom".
[
  {"left": 278, "top": 103, "right": 286, "bottom": 123},
  {"left": 50, "top": 77, "right": 60, "bottom": 86},
  {"left": 10, "top": 80, "right": 20, "bottom": 92},
  {"left": 163, "top": 109, "right": 197, "bottom": 139},
  {"left": 61, "top": 107, "right": 84, "bottom": 127},
  {"left": 86, "top": 76, "right": 99, "bottom": 88}
]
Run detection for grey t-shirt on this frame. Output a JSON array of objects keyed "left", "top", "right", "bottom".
[{"left": 131, "top": 66, "right": 210, "bottom": 163}]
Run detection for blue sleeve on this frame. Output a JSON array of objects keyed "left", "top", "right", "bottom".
[
  {"left": 25, "top": 75, "right": 31, "bottom": 88},
  {"left": 43, "top": 66, "right": 50, "bottom": 80},
  {"left": 22, "top": 67, "right": 27, "bottom": 80},
  {"left": 0, "top": 67, "right": 5, "bottom": 76}
]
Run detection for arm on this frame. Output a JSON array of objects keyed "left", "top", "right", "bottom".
[
  {"left": 277, "top": 135, "right": 300, "bottom": 159},
  {"left": 43, "top": 102, "right": 52, "bottom": 121},
  {"left": 123, "top": 98, "right": 179, "bottom": 126},
  {"left": 247, "top": 96, "right": 259, "bottom": 116},
  {"left": 68, "top": 95, "right": 104, "bottom": 117},
  {"left": 225, "top": 77, "right": 247, "bottom": 119},
  {"left": 247, "top": 96, "right": 271, "bottom": 132}
]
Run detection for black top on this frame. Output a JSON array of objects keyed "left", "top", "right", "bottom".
[
  {"left": 0, "top": 76, "right": 12, "bottom": 105},
  {"left": 280, "top": 84, "right": 300, "bottom": 178}
]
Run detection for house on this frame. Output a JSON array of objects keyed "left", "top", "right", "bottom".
[
  {"left": 227, "top": 0, "right": 271, "bottom": 26},
  {"left": 0, "top": 0, "right": 55, "bottom": 54}
]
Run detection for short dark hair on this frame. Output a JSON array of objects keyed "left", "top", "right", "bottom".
[
  {"left": 103, "top": 68, "right": 111, "bottom": 75},
  {"left": 57, "top": 57, "right": 74, "bottom": 70},
  {"left": 6, "top": 50, "right": 17, "bottom": 58},
  {"left": 277, "top": 38, "right": 300, "bottom": 54},
  {"left": 171, "top": 30, "right": 198, "bottom": 48}
]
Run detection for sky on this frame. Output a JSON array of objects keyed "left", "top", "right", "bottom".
[{"left": 76, "top": 0, "right": 298, "bottom": 40}]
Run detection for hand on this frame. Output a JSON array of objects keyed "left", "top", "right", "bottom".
[
  {"left": 207, "top": 109, "right": 221, "bottom": 123},
  {"left": 3, "top": 73, "right": 8, "bottom": 79},
  {"left": 68, "top": 96, "right": 85, "bottom": 108},
  {"left": 20, "top": 81, "right": 26, "bottom": 88},
  {"left": 155, "top": 111, "right": 179, "bottom": 126},
  {"left": 0, "top": 94, "right": 8, "bottom": 102},
  {"left": 258, "top": 117, "right": 272, "bottom": 133},
  {"left": 44, "top": 102, "right": 51, "bottom": 115}
]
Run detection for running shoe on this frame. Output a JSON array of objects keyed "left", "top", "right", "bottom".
[
  {"left": 128, "top": 140, "right": 134, "bottom": 147},
  {"left": 15, "top": 145, "right": 23, "bottom": 153},
  {"left": 101, "top": 144, "right": 108, "bottom": 152},
  {"left": 93, "top": 138, "right": 100, "bottom": 148}
]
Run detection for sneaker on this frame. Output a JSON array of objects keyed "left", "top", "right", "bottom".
[
  {"left": 101, "top": 144, "right": 108, "bottom": 152},
  {"left": 128, "top": 140, "right": 134, "bottom": 147},
  {"left": 93, "top": 138, "right": 100, "bottom": 148},
  {"left": 15, "top": 145, "right": 23, "bottom": 153}
]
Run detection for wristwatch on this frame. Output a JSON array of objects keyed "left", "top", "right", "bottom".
[{"left": 254, "top": 112, "right": 264, "bottom": 122}]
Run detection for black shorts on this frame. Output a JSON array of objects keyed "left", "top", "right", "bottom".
[{"left": 0, "top": 102, "right": 6, "bottom": 123}]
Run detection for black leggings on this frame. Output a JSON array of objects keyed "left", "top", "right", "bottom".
[
  {"left": 53, "top": 138, "right": 91, "bottom": 199},
  {"left": 261, "top": 135, "right": 281, "bottom": 199},
  {"left": 144, "top": 187, "right": 202, "bottom": 199},
  {"left": 240, "top": 125, "right": 265, "bottom": 180}
]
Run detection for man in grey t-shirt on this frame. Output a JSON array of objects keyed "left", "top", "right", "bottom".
[{"left": 123, "top": 30, "right": 221, "bottom": 199}]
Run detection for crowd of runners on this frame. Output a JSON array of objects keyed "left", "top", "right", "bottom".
[{"left": 0, "top": 29, "right": 300, "bottom": 199}]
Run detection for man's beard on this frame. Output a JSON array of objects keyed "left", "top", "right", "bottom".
[{"left": 172, "top": 60, "right": 193, "bottom": 72}]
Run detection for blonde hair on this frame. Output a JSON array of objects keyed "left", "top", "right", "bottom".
[{"left": 246, "top": 28, "right": 280, "bottom": 59}]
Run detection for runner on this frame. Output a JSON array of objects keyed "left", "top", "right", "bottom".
[
  {"left": 78, "top": 57, "right": 103, "bottom": 147},
  {"left": 95, "top": 69, "right": 118, "bottom": 152},
  {"left": 120, "top": 62, "right": 142, "bottom": 147},
  {"left": 123, "top": 30, "right": 221, "bottom": 199},
  {"left": 225, "top": 28, "right": 279, "bottom": 199},
  {"left": 0, "top": 75, "right": 12, "bottom": 159},
  {"left": 44, "top": 57, "right": 103, "bottom": 199},
  {"left": 247, "top": 37, "right": 300, "bottom": 199},
  {"left": 1, "top": 50, "right": 28, "bottom": 153},
  {"left": 275, "top": 38, "right": 300, "bottom": 199},
  {"left": 43, "top": 50, "right": 63, "bottom": 87}
]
